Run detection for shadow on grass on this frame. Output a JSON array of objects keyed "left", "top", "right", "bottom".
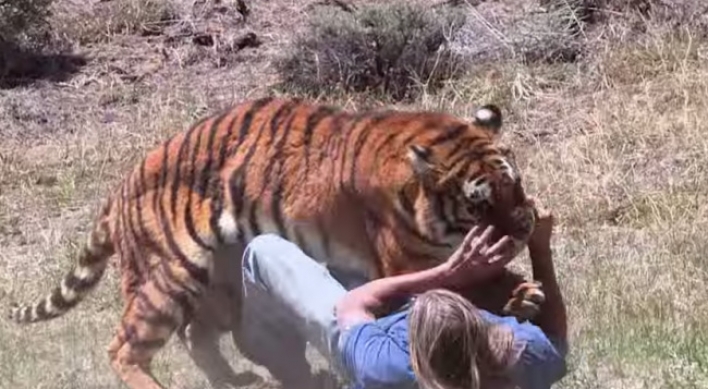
[{"left": 0, "top": 41, "right": 86, "bottom": 89}]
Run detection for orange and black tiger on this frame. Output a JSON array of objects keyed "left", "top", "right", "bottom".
[{"left": 8, "top": 97, "right": 537, "bottom": 389}]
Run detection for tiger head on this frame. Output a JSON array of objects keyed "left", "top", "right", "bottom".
[{"left": 403, "top": 105, "right": 536, "bottom": 257}]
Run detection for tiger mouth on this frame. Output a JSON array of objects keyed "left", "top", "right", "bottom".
[{"left": 479, "top": 205, "right": 535, "bottom": 256}]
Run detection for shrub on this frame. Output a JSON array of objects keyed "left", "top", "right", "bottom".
[
  {"left": 277, "top": 2, "right": 467, "bottom": 101},
  {"left": 0, "top": 0, "right": 52, "bottom": 46}
]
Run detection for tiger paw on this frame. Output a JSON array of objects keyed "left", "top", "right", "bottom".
[{"left": 502, "top": 280, "right": 545, "bottom": 322}]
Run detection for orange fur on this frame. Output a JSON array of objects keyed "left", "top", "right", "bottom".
[{"left": 9, "top": 97, "right": 536, "bottom": 389}]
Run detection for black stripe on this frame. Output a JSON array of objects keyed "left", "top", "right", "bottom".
[
  {"left": 184, "top": 198, "right": 213, "bottom": 250},
  {"left": 429, "top": 124, "right": 468, "bottom": 146},
  {"left": 437, "top": 195, "right": 464, "bottom": 236},
  {"left": 348, "top": 114, "right": 389, "bottom": 186},
  {"left": 337, "top": 113, "right": 376, "bottom": 187},
  {"left": 229, "top": 97, "right": 279, "bottom": 158},
  {"left": 159, "top": 201, "right": 209, "bottom": 286},
  {"left": 447, "top": 225, "right": 468, "bottom": 236},
  {"left": 171, "top": 123, "right": 201, "bottom": 216},
  {"left": 152, "top": 271, "right": 196, "bottom": 320},
  {"left": 155, "top": 248, "right": 199, "bottom": 299},
  {"left": 135, "top": 161, "right": 168, "bottom": 258},
  {"left": 238, "top": 100, "right": 300, "bottom": 238},
  {"left": 216, "top": 108, "right": 240, "bottom": 168},
  {"left": 263, "top": 102, "right": 300, "bottom": 180},
  {"left": 181, "top": 115, "right": 213, "bottom": 250},
  {"left": 447, "top": 149, "right": 489, "bottom": 173},
  {"left": 64, "top": 272, "right": 101, "bottom": 293},
  {"left": 302, "top": 105, "right": 338, "bottom": 178},
  {"left": 229, "top": 171, "right": 246, "bottom": 228},
  {"left": 319, "top": 112, "right": 348, "bottom": 164},
  {"left": 449, "top": 195, "right": 461, "bottom": 223},
  {"left": 34, "top": 300, "right": 48, "bottom": 318},
  {"left": 187, "top": 117, "right": 206, "bottom": 198},
  {"left": 133, "top": 312, "right": 176, "bottom": 328},
  {"left": 206, "top": 107, "right": 244, "bottom": 245},
  {"left": 134, "top": 291, "right": 178, "bottom": 327},
  {"left": 50, "top": 288, "right": 78, "bottom": 310},
  {"left": 228, "top": 99, "right": 295, "bottom": 220},
  {"left": 397, "top": 189, "right": 415, "bottom": 216},
  {"left": 129, "top": 160, "right": 162, "bottom": 292},
  {"left": 395, "top": 189, "right": 451, "bottom": 249},
  {"left": 316, "top": 218, "right": 331, "bottom": 259},
  {"left": 209, "top": 180, "right": 226, "bottom": 244},
  {"left": 152, "top": 138, "right": 173, "bottom": 216},
  {"left": 372, "top": 131, "right": 400, "bottom": 167},
  {"left": 448, "top": 139, "right": 497, "bottom": 168},
  {"left": 396, "top": 117, "right": 438, "bottom": 146},
  {"left": 270, "top": 184, "right": 287, "bottom": 238},
  {"left": 253, "top": 102, "right": 302, "bottom": 238},
  {"left": 130, "top": 336, "right": 168, "bottom": 350},
  {"left": 198, "top": 111, "right": 231, "bottom": 196},
  {"left": 121, "top": 322, "right": 167, "bottom": 349},
  {"left": 440, "top": 196, "right": 457, "bottom": 227},
  {"left": 292, "top": 227, "right": 311, "bottom": 258},
  {"left": 248, "top": 204, "right": 261, "bottom": 237},
  {"left": 443, "top": 139, "right": 473, "bottom": 171},
  {"left": 394, "top": 208, "right": 452, "bottom": 249},
  {"left": 124, "top": 171, "right": 149, "bottom": 280},
  {"left": 229, "top": 100, "right": 299, "bottom": 239},
  {"left": 119, "top": 181, "right": 140, "bottom": 274}
]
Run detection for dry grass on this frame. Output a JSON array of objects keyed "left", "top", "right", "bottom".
[{"left": 2, "top": 0, "right": 708, "bottom": 388}]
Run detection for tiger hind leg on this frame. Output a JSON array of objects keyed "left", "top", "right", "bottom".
[{"left": 107, "top": 275, "right": 201, "bottom": 389}]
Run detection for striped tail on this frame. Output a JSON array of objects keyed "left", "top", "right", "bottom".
[{"left": 9, "top": 200, "right": 115, "bottom": 324}]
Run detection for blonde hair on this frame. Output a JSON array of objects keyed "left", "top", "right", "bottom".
[{"left": 409, "top": 289, "right": 516, "bottom": 389}]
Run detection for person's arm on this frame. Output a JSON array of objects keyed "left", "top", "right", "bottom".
[
  {"left": 526, "top": 204, "right": 568, "bottom": 347},
  {"left": 335, "top": 225, "right": 516, "bottom": 330},
  {"left": 529, "top": 239, "right": 568, "bottom": 347},
  {"left": 507, "top": 201, "right": 569, "bottom": 389}
]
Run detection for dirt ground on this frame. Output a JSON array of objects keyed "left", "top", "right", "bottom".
[{"left": 2, "top": 0, "right": 708, "bottom": 388}]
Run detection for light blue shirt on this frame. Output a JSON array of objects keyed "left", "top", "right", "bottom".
[{"left": 339, "top": 309, "right": 568, "bottom": 389}]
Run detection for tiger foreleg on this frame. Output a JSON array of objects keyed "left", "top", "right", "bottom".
[
  {"left": 502, "top": 280, "right": 545, "bottom": 322},
  {"left": 462, "top": 268, "right": 543, "bottom": 322},
  {"left": 177, "top": 281, "right": 253, "bottom": 389},
  {"left": 178, "top": 319, "right": 245, "bottom": 389}
]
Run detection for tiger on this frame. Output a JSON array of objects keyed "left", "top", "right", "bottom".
[{"left": 8, "top": 97, "right": 540, "bottom": 389}]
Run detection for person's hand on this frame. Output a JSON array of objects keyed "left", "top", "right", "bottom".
[
  {"left": 527, "top": 197, "right": 554, "bottom": 255},
  {"left": 437, "top": 225, "right": 515, "bottom": 289}
]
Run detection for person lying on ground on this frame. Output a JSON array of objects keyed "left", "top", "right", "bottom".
[{"left": 239, "top": 201, "right": 567, "bottom": 389}]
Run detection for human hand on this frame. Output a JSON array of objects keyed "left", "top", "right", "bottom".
[
  {"left": 437, "top": 225, "right": 515, "bottom": 289},
  {"left": 526, "top": 197, "right": 554, "bottom": 255}
]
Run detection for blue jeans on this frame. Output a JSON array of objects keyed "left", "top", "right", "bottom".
[{"left": 240, "top": 234, "right": 368, "bottom": 382}]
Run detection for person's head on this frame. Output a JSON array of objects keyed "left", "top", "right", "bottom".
[{"left": 409, "top": 289, "right": 517, "bottom": 389}]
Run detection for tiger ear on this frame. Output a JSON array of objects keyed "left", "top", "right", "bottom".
[
  {"left": 407, "top": 145, "right": 438, "bottom": 182},
  {"left": 472, "top": 104, "right": 503, "bottom": 136}
]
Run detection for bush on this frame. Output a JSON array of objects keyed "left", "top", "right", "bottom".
[
  {"left": 277, "top": 2, "right": 467, "bottom": 101},
  {"left": 0, "top": 0, "right": 52, "bottom": 46}
]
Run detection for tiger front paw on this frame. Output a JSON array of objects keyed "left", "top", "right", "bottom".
[{"left": 502, "top": 280, "right": 545, "bottom": 322}]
